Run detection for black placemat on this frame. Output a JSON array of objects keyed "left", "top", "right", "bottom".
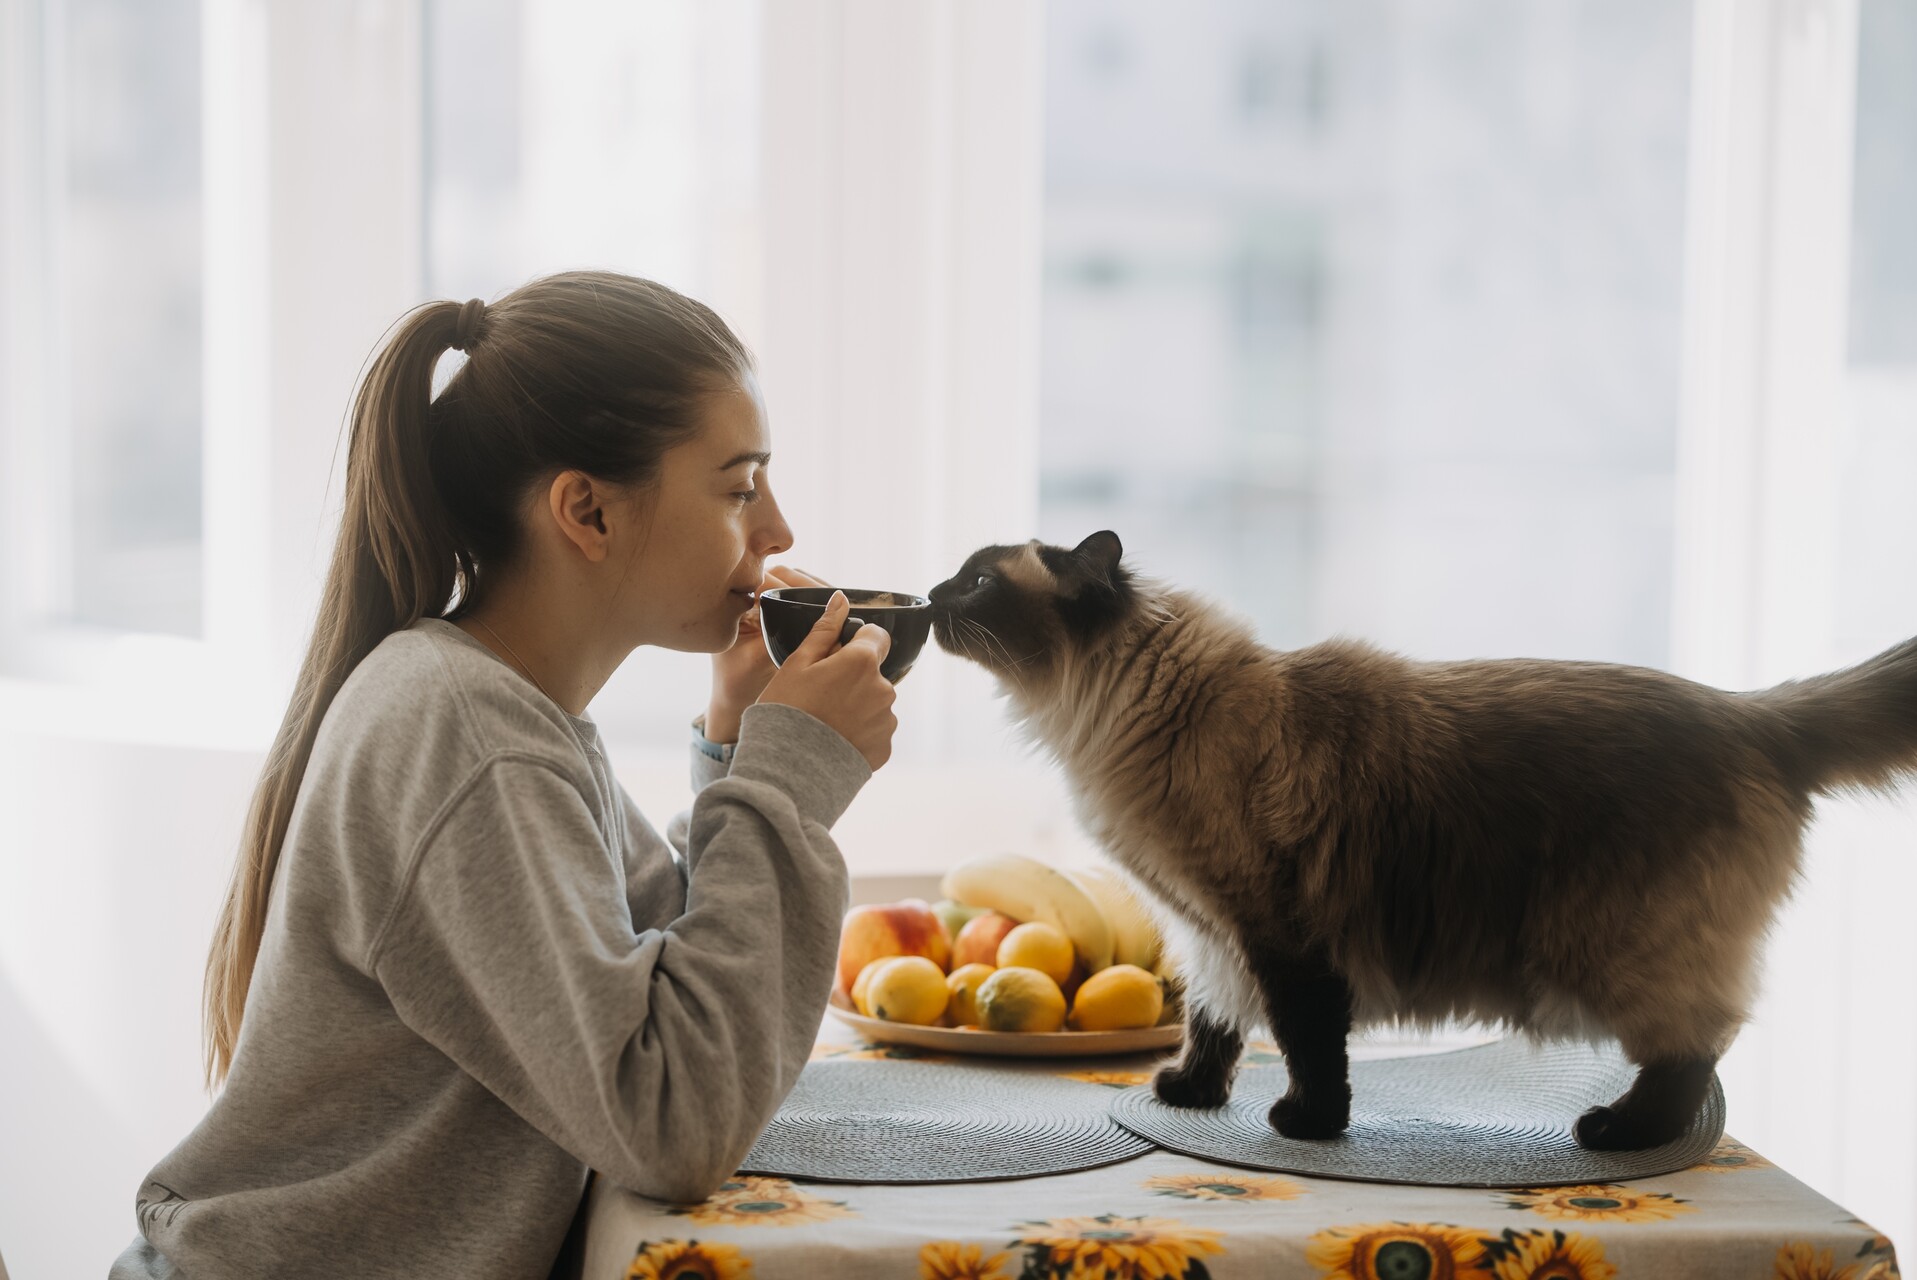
[
  {"left": 739, "top": 1059, "right": 1155, "bottom": 1183},
  {"left": 1109, "top": 1038, "right": 1725, "bottom": 1187}
]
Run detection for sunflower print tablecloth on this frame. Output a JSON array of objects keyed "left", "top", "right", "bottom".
[{"left": 577, "top": 1028, "right": 1902, "bottom": 1280}]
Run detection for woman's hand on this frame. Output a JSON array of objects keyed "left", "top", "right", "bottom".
[
  {"left": 757, "top": 591, "right": 898, "bottom": 772},
  {"left": 706, "top": 564, "right": 830, "bottom": 744}
]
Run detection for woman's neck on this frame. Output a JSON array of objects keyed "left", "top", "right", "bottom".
[{"left": 453, "top": 580, "right": 623, "bottom": 717}]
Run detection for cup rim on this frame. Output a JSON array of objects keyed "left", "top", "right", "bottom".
[{"left": 759, "top": 587, "right": 931, "bottom": 611}]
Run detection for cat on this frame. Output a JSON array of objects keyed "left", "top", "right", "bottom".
[{"left": 926, "top": 530, "right": 1917, "bottom": 1150}]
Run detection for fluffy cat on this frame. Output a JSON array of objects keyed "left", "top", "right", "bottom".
[{"left": 927, "top": 531, "right": 1917, "bottom": 1150}]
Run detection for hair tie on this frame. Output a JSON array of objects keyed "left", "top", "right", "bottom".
[{"left": 451, "top": 298, "right": 487, "bottom": 352}]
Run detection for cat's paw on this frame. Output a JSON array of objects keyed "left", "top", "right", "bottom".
[
  {"left": 1151, "top": 1063, "right": 1231, "bottom": 1109},
  {"left": 1268, "top": 1090, "right": 1348, "bottom": 1140},
  {"left": 1573, "top": 1104, "right": 1681, "bottom": 1151},
  {"left": 1574, "top": 1105, "right": 1633, "bottom": 1150}
]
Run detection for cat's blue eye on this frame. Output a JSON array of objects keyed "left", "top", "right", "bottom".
[{"left": 972, "top": 573, "right": 993, "bottom": 589}]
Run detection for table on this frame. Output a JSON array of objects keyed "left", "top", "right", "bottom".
[{"left": 577, "top": 1019, "right": 1903, "bottom": 1279}]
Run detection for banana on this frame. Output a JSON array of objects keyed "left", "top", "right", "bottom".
[
  {"left": 1071, "top": 865, "right": 1163, "bottom": 973},
  {"left": 940, "top": 853, "right": 1115, "bottom": 973}
]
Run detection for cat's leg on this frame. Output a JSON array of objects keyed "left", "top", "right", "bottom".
[
  {"left": 1574, "top": 1057, "right": 1719, "bottom": 1150},
  {"left": 1151, "top": 1003, "right": 1245, "bottom": 1109},
  {"left": 1249, "top": 949, "right": 1354, "bottom": 1140},
  {"left": 1572, "top": 925, "right": 1750, "bottom": 1150}
]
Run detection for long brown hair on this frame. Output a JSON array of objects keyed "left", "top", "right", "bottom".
[{"left": 203, "top": 271, "right": 751, "bottom": 1086}]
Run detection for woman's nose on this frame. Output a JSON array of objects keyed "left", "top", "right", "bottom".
[{"left": 756, "top": 496, "right": 794, "bottom": 556}]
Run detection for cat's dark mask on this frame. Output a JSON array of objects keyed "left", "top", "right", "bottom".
[{"left": 927, "top": 531, "right": 1134, "bottom": 675}]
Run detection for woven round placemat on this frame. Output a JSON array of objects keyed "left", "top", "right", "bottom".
[
  {"left": 1109, "top": 1038, "right": 1725, "bottom": 1187},
  {"left": 737, "top": 1059, "right": 1155, "bottom": 1183}
]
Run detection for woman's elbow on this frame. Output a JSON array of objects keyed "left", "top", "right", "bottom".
[{"left": 604, "top": 1138, "right": 739, "bottom": 1206}]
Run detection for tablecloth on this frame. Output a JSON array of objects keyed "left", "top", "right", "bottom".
[{"left": 577, "top": 1022, "right": 1903, "bottom": 1280}]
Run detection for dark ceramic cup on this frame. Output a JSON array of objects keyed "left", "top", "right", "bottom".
[{"left": 758, "top": 587, "right": 933, "bottom": 684}]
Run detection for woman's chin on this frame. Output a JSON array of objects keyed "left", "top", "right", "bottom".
[
  {"left": 650, "top": 617, "right": 754, "bottom": 656},
  {"left": 715, "top": 614, "right": 759, "bottom": 653}
]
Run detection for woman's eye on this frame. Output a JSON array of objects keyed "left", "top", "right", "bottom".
[{"left": 732, "top": 489, "right": 760, "bottom": 506}]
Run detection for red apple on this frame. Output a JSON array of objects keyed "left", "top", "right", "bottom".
[
  {"left": 952, "top": 911, "right": 1020, "bottom": 971},
  {"left": 836, "top": 898, "right": 952, "bottom": 994},
  {"left": 1060, "top": 958, "right": 1089, "bottom": 1007}
]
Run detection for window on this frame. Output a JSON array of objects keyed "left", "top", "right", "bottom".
[
  {"left": 423, "top": 0, "right": 763, "bottom": 743},
  {"left": 1039, "top": 0, "right": 1692, "bottom": 666},
  {"left": 1848, "top": 0, "right": 1917, "bottom": 369},
  {"left": 1, "top": 0, "right": 205, "bottom": 648},
  {"left": 1834, "top": 0, "right": 1917, "bottom": 672},
  {"left": 424, "top": 0, "right": 761, "bottom": 324}
]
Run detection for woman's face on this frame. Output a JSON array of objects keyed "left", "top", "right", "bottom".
[{"left": 621, "top": 374, "right": 795, "bottom": 654}]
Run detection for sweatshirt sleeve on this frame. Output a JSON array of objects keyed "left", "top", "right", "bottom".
[{"left": 368, "top": 704, "right": 869, "bottom": 1204}]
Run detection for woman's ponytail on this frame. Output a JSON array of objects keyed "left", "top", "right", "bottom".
[{"left": 203, "top": 300, "right": 464, "bottom": 1087}]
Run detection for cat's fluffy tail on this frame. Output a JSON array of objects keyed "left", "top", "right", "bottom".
[{"left": 1755, "top": 634, "right": 1917, "bottom": 796}]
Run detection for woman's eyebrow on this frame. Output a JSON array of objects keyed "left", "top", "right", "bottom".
[{"left": 716, "top": 450, "right": 772, "bottom": 471}]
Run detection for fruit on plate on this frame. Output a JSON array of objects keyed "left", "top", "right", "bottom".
[
  {"left": 975, "top": 966, "right": 1068, "bottom": 1033},
  {"left": 952, "top": 910, "right": 1019, "bottom": 970},
  {"left": 835, "top": 898, "right": 951, "bottom": 995},
  {"left": 851, "top": 959, "right": 885, "bottom": 1016},
  {"left": 995, "top": 921, "right": 1075, "bottom": 987},
  {"left": 831, "top": 877, "right": 1177, "bottom": 1040},
  {"left": 1066, "top": 963, "right": 1164, "bottom": 1031},
  {"left": 863, "top": 956, "right": 949, "bottom": 1025},
  {"left": 931, "top": 898, "right": 987, "bottom": 940},
  {"left": 1059, "top": 958, "right": 1089, "bottom": 1007},
  {"left": 1070, "top": 866, "right": 1162, "bottom": 972},
  {"left": 943, "top": 963, "right": 994, "bottom": 1027},
  {"left": 940, "top": 853, "right": 1115, "bottom": 974}
]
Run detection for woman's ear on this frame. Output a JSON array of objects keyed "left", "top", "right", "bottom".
[{"left": 546, "top": 470, "right": 613, "bottom": 563}]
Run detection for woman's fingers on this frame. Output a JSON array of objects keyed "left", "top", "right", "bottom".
[
  {"left": 846, "top": 621, "right": 892, "bottom": 663},
  {"left": 784, "top": 590, "right": 850, "bottom": 668},
  {"left": 766, "top": 564, "right": 830, "bottom": 589}
]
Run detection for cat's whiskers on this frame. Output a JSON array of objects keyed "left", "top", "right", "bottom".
[{"left": 962, "top": 616, "right": 1034, "bottom": 674}]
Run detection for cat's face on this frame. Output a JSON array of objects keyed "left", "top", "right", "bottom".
[{"left": 927, "top": 531, "right": 1133, "bottom": 677}]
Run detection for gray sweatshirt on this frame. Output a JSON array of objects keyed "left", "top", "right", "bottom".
[{"left": 109, "top": 617, "right": 868, "bottom": 1279}]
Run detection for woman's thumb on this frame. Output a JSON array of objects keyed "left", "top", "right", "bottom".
[{"left": 786, "top": 591, "right": 850, "bottom": 667}]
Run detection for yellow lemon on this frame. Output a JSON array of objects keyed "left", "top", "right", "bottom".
[
  {"left": 975, "top": 966, "right": 1067, "bottom": 1033},
  {"left": 995, "top": 921, "right": 1075, "bottom": 987},
  {"left": 851, "top": 959, "right": 886, "bottom": 1016},
  {"left": 1067, "top": 963, "right": 1164, "bottom": 1031},
  {"left": 944, "top": 963, "right": 995, "bottom": 1027},
  {"left": 864, "top": 955, "right": 949, "bottom": 1025}
]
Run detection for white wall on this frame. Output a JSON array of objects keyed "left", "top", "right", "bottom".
[{"left": 0, "top": 735, "right": 257, "bottom": 1274}]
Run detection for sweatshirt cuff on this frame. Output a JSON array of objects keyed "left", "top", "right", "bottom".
[
  {"left": 727, "top": 702, "right": 872, "bottom": 830},
  {"left": 690, "top": 743, "right": 729, "bottom": 793},
  {"left": 689, "top": 714, "right": 733, "bottom": 792}
]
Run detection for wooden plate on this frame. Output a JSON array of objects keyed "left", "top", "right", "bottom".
[{"left": 826, "top": 993, "right": 1183, "bottom": 1058}]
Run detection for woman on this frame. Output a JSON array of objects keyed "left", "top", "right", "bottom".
[{"left": 110, "top": 272, "right": 897, "bottom": 1278}]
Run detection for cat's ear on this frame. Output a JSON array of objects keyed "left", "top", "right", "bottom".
[{"left": 1073, "top": 530, "right": 1124, "bottom": 585}]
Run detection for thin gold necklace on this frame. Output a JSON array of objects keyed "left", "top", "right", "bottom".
[{"left": 473, "top": 617, "right": 562, "bottom": 709}]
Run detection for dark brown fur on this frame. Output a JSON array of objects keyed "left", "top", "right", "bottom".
[{"left": 928, "top": 532, "right": 1917, "bottom": 1149}]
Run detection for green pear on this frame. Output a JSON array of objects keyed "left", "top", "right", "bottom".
[{"left": 932, "top": 898, "right": 987, "bottom": 940}]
